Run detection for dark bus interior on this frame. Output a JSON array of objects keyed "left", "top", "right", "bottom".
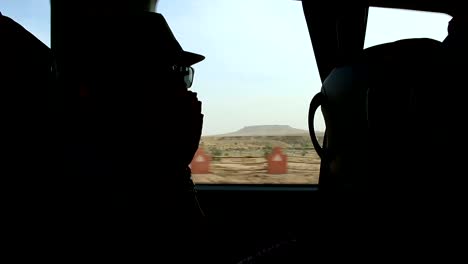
[{"left": 2, "top": 0, "right": 467, "bottom": 262}]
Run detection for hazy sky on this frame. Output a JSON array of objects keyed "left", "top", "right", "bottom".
[
  {"left": 1, "top": 0, "right": 50, "bottom": 46},
  {"left": 1, "top": 0, "right": 452, "bottom": 135}
]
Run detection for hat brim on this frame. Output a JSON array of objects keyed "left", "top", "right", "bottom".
[{"left": 178, "top": 51, "right": 205, "bottom": 66}]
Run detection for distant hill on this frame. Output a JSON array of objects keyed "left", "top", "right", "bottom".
[{"left": 212, "top": 125, "right": 313, "bottom": 137}]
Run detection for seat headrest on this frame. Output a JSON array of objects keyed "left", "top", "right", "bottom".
[{"left": 316, "top": 38, "right": 445, "bottom": 192}]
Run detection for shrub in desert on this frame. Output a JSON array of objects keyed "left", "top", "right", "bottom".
[
  {"left": 263, "top": 144, "right": 273, "bottom": 157},
  {"left": 209, "top": 147, "right": 223, "bottom": 160}
]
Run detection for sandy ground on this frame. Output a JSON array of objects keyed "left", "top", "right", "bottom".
[{"left": 192, "top": 155, "right": 321, "bottom": 184}]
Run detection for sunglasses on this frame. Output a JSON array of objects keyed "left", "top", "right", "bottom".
[{"left": 171, "top": 65, "right": 195, "bottom": 89}]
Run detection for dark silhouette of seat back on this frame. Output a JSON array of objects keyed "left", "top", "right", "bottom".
[
  {"left": 308, "top": 36, "right": 468, "bottom": 259},
  {"left": 0, "top": 14, "right": 57, "bottom": 214},
  {"left": 310, "top": 38, "right": 447, "bottom": 200}
]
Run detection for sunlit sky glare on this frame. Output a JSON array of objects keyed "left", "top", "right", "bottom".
[{"left": 1, "top": 0, "right": 452, "bottom": 135}]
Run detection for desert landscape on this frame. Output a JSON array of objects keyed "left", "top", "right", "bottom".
[{"left": 191, "top": 125, "right": 324, "bottom": 184}]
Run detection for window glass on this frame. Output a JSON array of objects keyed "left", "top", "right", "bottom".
[
  {"left": 365, "top": 7, "right": 451, "bottom": 48},
  {"left": 157, "top": 3, "right": 452, "bottom": 185},
  {"left": 159, "top": 0, "right": 323, "bottom": 184},
  {"left": 0, "top": 0, "right": 50, "bottom": 47}
]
